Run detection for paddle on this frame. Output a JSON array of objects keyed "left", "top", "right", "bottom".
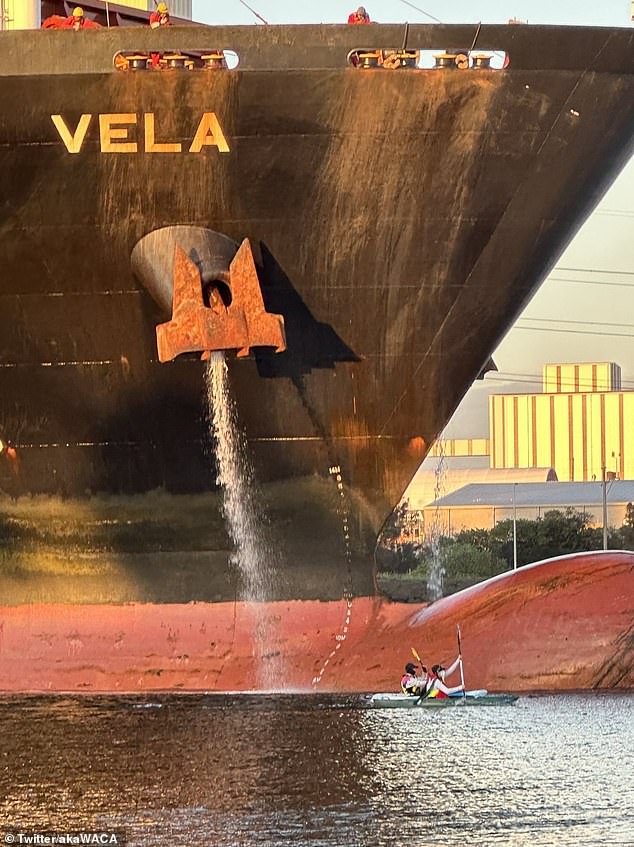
[
  {"left": 457, "top": 624, "right": 466, "bottom": 700},
  {"left": 411, "top": 646, "right": 429, "bottom": 704}
]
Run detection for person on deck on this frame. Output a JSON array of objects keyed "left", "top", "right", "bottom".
[
  {"left": 150, "top": 3, "right": 172, "bottom": 28},
  {"left": 149, "top": 3, "right": 172, "bottom": 68},
  {"left": 62, "top": 7, "right": 101, "bottom": 30},
  {"left": 400, "top": 662, "right": 427, "bottom": 696},
  {"left": 347, "top": 6, "right": 371, "bottom": 24},
  {"left": 426, "top": 658, "right": 464, "bottom": 699}
]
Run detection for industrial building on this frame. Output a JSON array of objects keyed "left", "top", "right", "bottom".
[
  {"left": 422, "top": 480, "right": 634, "bottom": 534},
  {"left": 112, "top": 0, "right": 192, "bottom": 16},
  {"left": 0, "top": 0, "right": 192, "bottom": 29},
  {"left": 404, "top": 362, "right": 634, "bottom": 535},
  {"left": 489, "top": 362, "right": 633, "bottom": 482}
]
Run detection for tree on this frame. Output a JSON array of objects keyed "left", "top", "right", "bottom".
[
  {"left": 453, "top": 527, "right": 491, "bottom": 553},
  {"left": 376, "top": 506, "right": 625, "bottom": 600},
  {"left": 441, "top": 542, "right": 507, "bottom": 594},
  {"left": 616, "top": 502, "right": 634, "bottom": 549},
  {"left": 488, "top": 508, "right": 601, "bottom": 567},
  {"left": 376, "top": 500, "right": 424, "bottom": 573}
]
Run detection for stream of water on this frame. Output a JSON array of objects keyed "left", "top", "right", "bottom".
[
  {"left": 427, "top": 440, "right": 448, "bottom": 600},
  {"left": 204, "top": 352, "right": 281, "bottom": 688}
]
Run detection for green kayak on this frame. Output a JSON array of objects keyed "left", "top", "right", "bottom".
[{"left": 369, "top": 691, "right": 519, "bottom": 708}]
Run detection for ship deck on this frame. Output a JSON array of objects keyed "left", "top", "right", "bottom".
[{"left": 0, "top": 23, "right": 633, "bottom": 75}]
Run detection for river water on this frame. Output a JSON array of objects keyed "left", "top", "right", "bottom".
[{"left": 0, "top": 692, "right": 632, "bottom": 846}]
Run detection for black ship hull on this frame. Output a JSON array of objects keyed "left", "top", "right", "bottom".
[{"left": 0, "top": 24, "right": 633, "bottom": 603}]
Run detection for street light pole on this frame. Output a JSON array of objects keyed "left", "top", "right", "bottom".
[
  {"left": 602, "top": 466, "right": 608, "bottom": 551},
  {"left": 513, "top": 482, "right": 517, "bottom": 570}
]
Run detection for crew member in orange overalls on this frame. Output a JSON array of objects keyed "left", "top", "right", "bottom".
[
  {"left": 62, "top": 7, "right": 101, "bottom": 29},
  {"left": 150, "top": 2, "right": 171, "bottom": 29},
  {"left": 149, "top": 3, "right": 172, "bottom": 68},
  {"left": 347, "top": 6, "right": 371, "bottom": 23}
]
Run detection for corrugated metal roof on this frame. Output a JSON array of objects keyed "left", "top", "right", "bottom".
[
  {"left": 428, "top": 481, "right": 634, "bottom": 508},
  {"left": 407, "top": 465, "right": 557, "bottom": 508}
]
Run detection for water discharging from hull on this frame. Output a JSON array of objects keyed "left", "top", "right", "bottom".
[
  {"left": 426, "top": 442, "right": 447, "bottom": 601},
  {"left": 205, "top": 352, "right": 281, "bottom": 690}
]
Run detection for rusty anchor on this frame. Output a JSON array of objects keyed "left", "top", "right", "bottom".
[{"left": 156, "top": 238, "right": 286, "bottom": 362}]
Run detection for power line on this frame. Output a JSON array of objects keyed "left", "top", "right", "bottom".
[
  {"left": 595, "top": 210, "right": 634, "bottom": 218},
  {"left": 483, "top": 372, "right": 634, "bottom": 391},
  {"left": 553, "top": 266, "right": 634, "bottom": 276},
  {"left": 513, "top": 325, "right": 634, "bottom": 339},
  {"left": 485, "top": 366, "right": 634, "bottom": 386},
  {"left": 548, "top": 276, "right": 634, "bottom": 288},
  {"left": 490, "top": 372, "right": 634, "bottom": 388},
  {"left": 487, "top": 362, "right": 634, "bottom": 388},
  {"left": 519, "top": 317, "right": 634, "bottom": 329}
]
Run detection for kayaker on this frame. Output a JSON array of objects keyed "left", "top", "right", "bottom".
[
  {"left": 400, "top": 661, "right": 427, "bottom": 695},
  {"left": 347, "top": 6, "right": 371, "bottom": 24},
  {"left": 426, "top": 658, "right": 464, "bottom": 699}
]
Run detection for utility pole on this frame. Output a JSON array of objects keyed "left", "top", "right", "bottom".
[
  {"left": 513, "top": 482, "right": 517, "bottom": 571},
  {"left": 602, "top": 465, "right": 608, "bottom": 551}
]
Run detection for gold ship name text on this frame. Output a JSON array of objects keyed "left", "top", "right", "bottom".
[{"left": 51, "top": 112, "right": 230, "bottom": 154}]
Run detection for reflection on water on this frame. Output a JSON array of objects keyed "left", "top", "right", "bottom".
[{"left": 0, "top": 693, "right": 632, "bottom": 846}]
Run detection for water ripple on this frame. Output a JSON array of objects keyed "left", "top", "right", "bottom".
[{"left": 0, "top": 692, "right": 631, "bottom": 846}]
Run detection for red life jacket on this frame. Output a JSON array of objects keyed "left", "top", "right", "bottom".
[{"left": 427, "top": 674, "right": 448, "bottom": 698}]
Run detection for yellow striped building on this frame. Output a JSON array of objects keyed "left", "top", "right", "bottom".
[
  {"left": 115, "top": 0, "right": 192, "bottom": 15},
  {"left": 1, "top": 1, "right": 191, "bottom": 29},
  {"left": 489, "top": 362, "right": 633, "bottom": 481}
]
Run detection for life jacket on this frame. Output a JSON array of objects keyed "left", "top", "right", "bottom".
[
  {"left": 426, "top": 675, "right": 449, "bottom": 699},
  {"left": 400, "top": 673, "right": 412, "bottom": 694}
]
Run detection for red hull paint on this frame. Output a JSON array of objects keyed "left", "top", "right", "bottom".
[{"left": 0, "top": 551, "right": 631, "bottom": 693}]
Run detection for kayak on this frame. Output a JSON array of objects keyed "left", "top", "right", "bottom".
[{"left": 369, "top": 690, "right": 518, "bottom": 709}]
